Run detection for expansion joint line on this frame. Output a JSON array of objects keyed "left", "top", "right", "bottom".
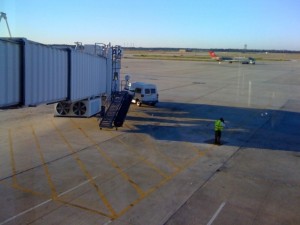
[
  {"left": 8, "top": 129, "right": 18, "bottom": 186},
  {"left": 30, "top": 125, "right": 58, "bottom": 199},
  {"left": 117, "top": 140, "right": 210, "bottom": 218},
  {"left": 51, "top": 119, "right": 117, "bottom": 218},
  {"left": 116, "top": 135, "right": 168, "bottom": 179},
  {"left": 6, "top": 128, "right": 56, "bottom": 198},
  {"left": 132, "top": 131, "right": 181, "bottom": 171},
  {"left": 70, "top": 119, "right": 145, "bottom": 197}
]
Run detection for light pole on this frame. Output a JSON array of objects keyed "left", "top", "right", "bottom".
[{"left": 0, "top": 12, "right": 12, "bottom": 37}]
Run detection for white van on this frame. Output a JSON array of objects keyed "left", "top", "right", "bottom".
[{"left": 127, "top": 82, "right": 159, "bottom": 106}]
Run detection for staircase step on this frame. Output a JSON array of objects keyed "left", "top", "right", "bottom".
[{"left": 99, "top": 91, "right": 131, "bottom": 129}]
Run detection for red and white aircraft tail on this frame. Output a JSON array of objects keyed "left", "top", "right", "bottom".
[{"left": 208, "top": 51, "right": 220, "bottom": 61}]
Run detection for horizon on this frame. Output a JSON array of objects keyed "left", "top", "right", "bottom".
[
  {"left": 1, "top": 37, "right": 299, "bottom": 52},
  {"left": 1, "top": 0, "right": 300, "bottom": 51},
  {"left": 121, "top": 46, "right": 300, "bottom": 53}
]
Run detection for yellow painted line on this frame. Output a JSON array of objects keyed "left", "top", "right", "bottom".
[
  {"left": 116, "top": 136, "right": 168, "bottom": 179},
  {"left": 67, "top": 119, "right": 218, "bottom": 219},
  {"left": 183, "top": 141, "right": 205, "bottom": 155},
  {"left": 30, "top": 125, "right": 58, "bottom": 199},
  {"left": 116, "top": 174, "right": 172, "bottom": 217},
  {"left": 12, "top": 183, "right": 47, "bottom": 197},
  {"left": 93, "top": 141, "right": 146, "bottom": 198},
  {"left": 58, "top": 199, "right": 114, "bottom": 219},
  {"left": 108, "top": 129, "right": 121, "bottom": 138},
  {"left": 70, "top": 119, "right": 145, "bottom": 198},
  {"left": 145, "top": 150, "right": 206, "bottom": 195},
  {"left": 0, "top": 178, "right": 47, "bottom": 198},
  {"left": 136, "top": 133, "right": 181, "bottom": 170},
  {"left": 114, "top": 125, "right": 219, "bottom": 218},
  {"left": 179, "top": 141, "right": 217, "bottom": 169},
  {"left": 0, "top": 179, "right": 115, "bottom": 224},
  {"left": 178, "top": 151, "right": 205, "bottom": 171},
  {"left": 8, "top": 129, "right": 18, "bottom": 186},
  {"left": 117, "top": 144, "right": 208, "bottom": 218},
  {"left": 51, "top": 119, "right": 117, "bottom": 218},
  {"left": 123, "top": 123, "right": 135, "bottom": 130},
  {"left": 6, "top": 128, "right": 56, "bottom": 199},
  {"left": 180, "top": 142, "right": 209, "bottom": 166},
  {"left": 82, "top": 117, "right": 121, "bottom": 140}
]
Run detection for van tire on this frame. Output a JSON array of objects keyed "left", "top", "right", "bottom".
[{"left": 137, "top": 100, "right": 141, "bottom": 107}]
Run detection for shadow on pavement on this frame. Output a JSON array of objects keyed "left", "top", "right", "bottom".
[{"left": 126, "top": 101, "right": 300, "bottom": 152}]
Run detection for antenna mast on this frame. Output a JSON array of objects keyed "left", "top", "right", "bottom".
[{"left": 0, "top": 12, "right": 12, "bottom": 37}]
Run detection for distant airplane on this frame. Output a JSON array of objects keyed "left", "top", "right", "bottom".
[{"left": 209, "top": 51, "right": 255, "bottom": 64}]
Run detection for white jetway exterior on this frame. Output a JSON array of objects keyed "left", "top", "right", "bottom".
[
  {"left": 23, "top": 39, "right": 69, "bottom": 106},
  {"left": 69, "top": 50, "right": 107, "bottom": 101},
  {"left": 0, "top": 39, "right": 21, "bottom": 107},
  {"left": 0, "top": 38, "right": 121, "bottom": 117}
]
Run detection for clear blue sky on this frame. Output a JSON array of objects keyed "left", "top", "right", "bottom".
[{"left": 1, "top": 0, "right": 300, "bottom": 50}]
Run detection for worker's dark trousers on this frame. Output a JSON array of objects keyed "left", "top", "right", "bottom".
[{"left": 215, "top": 130, "right": 221, "bottom": 144}]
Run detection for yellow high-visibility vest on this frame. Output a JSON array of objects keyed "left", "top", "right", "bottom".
[{"left": 215, "top": 120, "right": 224, "bottom": 131}]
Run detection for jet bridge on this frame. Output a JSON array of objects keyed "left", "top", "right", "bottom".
[{"left": 0, "top": 38, "right": 125, "bottom": 121}]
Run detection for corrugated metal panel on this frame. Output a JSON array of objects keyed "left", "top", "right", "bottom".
[
  {"left": 0, "top": 39, "right": 21, "bottom": 107},
  {"left": 1, "top": 38, "right": 115, "bottom": 107},
  {"left": 70, "top": 50, "right": 107, "bottom": 101},
  {"left": 23, "top": 40, "right": 68, "bottom": 106}
]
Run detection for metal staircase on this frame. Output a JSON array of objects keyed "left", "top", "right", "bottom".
[{"left": 99, "top": 91, "right": 132, "bottom": 129}]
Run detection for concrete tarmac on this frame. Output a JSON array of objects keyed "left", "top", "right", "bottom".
[{"left": 0, "top": 59, "right": 300, "bottom": 225}]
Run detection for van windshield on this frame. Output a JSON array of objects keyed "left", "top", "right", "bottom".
[{"left": 151, "top": 88, "right": 156, "bottom": 94}]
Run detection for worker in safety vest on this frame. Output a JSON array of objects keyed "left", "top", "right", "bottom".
[{"left": 215, "top": 118, "right": 225, "bottom": 145}]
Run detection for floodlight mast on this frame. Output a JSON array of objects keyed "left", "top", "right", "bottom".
[{"left": 0, "top": 12, "right": 12, "bottom": 37}]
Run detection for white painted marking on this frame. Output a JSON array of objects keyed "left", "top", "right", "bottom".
[
  {"left": 57, "top": 175, "right": 97, "bottom": 197},
  {"left": 0, "top": 175, "right": 98, "bottom": 225},
  {"left": 248, "top": 81, "right": 252, "bottom": 106},
  {"left": 206, "top": 201, "right": 226, "bottom": 225},
  {"left": 0, "top": 199, "right": 52, "bottom": 225},
  {"left": 103, "top": 220, "right": 112, "bottom": 225}
]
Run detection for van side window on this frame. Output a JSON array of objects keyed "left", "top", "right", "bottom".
[
  {"left": 135, "top": 88, "right": 141, "bottom": 93},
  {"left": 145, "top": 89, "right": 150, "bottom": 94},
  {"left": 151, "top": 88, "right": 156, "bottom": 94}
]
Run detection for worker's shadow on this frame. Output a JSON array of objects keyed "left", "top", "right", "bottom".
[
  {"left": 125, "top": 101, "right": 300, "bottom": 152},
  {"left": 203, "top": 139, "right": 229, "bottom": 145}
]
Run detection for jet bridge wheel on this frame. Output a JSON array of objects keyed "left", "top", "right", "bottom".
[
  {"left": 56, "top": 102, "right": 71, "bottom": 115},
  {"left": 136, "top": 100, "right": 142, "bottom": 107},
  {"left": 73, "top": 101, "right": 87, "bottom": 116}
]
